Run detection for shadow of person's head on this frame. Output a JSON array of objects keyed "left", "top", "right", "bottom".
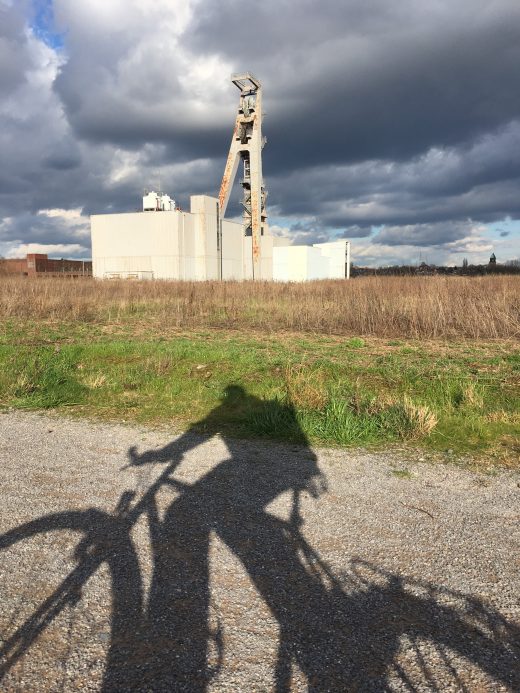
[
  {"left": 222, "top": 384, "right": 247, "bottom": 402},
  {"left": 204, "top": 383, "right": 311, "bottom": 446}
]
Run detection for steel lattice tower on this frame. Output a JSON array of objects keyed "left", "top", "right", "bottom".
[{"left": 218, "top": 73, "right": 267, "bottom": 279}]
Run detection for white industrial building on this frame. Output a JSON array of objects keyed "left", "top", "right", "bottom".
[
  {"left": 90, "top": 74, "right": 351, "bottom": 282},
  {"left": 91, "top": 192, "right": 350, "bottom": 281}
]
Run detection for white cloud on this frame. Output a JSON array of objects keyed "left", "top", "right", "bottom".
[
  {"left": 38, "top": 207, "right": 85, "bottom": 221},
  {"left": 5, "top": 242, "right": 88, "bottom": 258},
  {"left": 350, "top": 224, "right": 497, "bottom": 267},
  {"left": 269, "top": 224, "right": 292, "bottom": 239}
]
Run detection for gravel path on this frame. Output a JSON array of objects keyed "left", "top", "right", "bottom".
[{"left": 0, "top": 410, "right": 518, "bottom": 692}]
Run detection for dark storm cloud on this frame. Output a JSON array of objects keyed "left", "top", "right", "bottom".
[
  {"left": 267, "top": 114, "right": 520, "bottom": 232},
  {"left": 0, "top": 1, "right": 31, "bottom": 96},
  {"left": 187, "top": 0, "right": 520, "bottom": 170},
  {"left": 52, "top": 1, "right": 520, "bottom": 169},
  {"left": 42, "top": 146, "right": 82, "bottom": 170},
  {"left": 373, "top": 222, "right": 475, "bottom": 247},
  {"left": 0, "top": 211, "right": 88, "bottom": 246},
  {"left": 0, "top": 207, "right": 91, "bottom": 259},
  {"left": 1, "top": 0, "right": 520, "bottom": 263},
  {"left": 287, "top": 218, "right": 372, "bottom": 240},
  {"left": 338, "top": 226, "right": 372, "bottom": 239},
  {"left": 287, "top": 220, "right": 371, "bottom": 244}
]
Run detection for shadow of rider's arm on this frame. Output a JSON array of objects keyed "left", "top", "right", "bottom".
[{"left": 126, "top": 425, "right": 212, "bottom": 468}]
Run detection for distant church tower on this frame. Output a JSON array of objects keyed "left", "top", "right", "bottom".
[{"left": 489, "top": 252, "right": 496, "bottom": 265}]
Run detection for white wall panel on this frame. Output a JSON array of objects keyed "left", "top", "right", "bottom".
[
  {"left": 313, "top": 240, "right": 350, "bottom": 279},
  {"left": 91, "top": 195, "right": 350, "bottom": 282}
]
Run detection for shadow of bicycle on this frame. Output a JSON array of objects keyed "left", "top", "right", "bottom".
[{"left": 0, "top": 385, "right": 518, "bottom": 691}]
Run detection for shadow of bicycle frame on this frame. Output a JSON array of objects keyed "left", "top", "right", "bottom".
[{"left": 1, "top": 386, "right": 519, "bottom": 691}]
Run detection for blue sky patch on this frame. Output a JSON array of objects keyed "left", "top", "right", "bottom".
[{"left": 31, "top": 0, "right": 64, "bottom": 50}]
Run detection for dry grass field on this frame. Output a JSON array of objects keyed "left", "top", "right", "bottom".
[{"left": 0, "top": 274, "right": 518, "bottom": 339}]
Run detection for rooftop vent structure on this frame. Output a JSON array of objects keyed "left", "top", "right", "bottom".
[{"left": 143, "top": 190, "right": 175, "bottom": 212}]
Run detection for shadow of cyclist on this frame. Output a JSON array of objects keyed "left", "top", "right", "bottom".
[
  {"left": 118, "top": 384, "right": 520, "bottom": 692},
  {"left": 0, "top": 385, "right": 518, "bottom": 691},
  {"left": 114, "top": 385, "right": 324, "bottom": 690}
]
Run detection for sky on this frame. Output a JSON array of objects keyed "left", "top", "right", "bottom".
[{"left": 0, "top": 0, "right": 519, "bottom": 266}]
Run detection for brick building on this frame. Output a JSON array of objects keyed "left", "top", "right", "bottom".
[{"left": 0, "top": 253, "right": 92, "bottom": 277}]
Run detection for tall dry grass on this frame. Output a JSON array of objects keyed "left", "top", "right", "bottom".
[{"left": 0, "top": 275, "right": 518, "bottom": 339}]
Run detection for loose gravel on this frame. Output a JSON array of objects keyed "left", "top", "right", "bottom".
[{"left": 0, "top": 410, "right": 518, "bottom": 692}]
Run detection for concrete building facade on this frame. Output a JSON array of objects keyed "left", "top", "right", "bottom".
[
  {"left": 273, "top": 240, "right": 351, "bottom": 282},
  {"left": 92, "top": 195, "right": 273, "bottom": 281},
  {"left": 91, "top": 194, "right": 349, "bottom": 282},
  {"left": 91, "top": 76, "right": 350, "bottom": 282}
]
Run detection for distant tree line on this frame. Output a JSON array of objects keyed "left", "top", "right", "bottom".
[{"left": 350, "top": 259, "right": 520, "bottom": 277}]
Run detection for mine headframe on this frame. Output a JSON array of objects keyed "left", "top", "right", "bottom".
[{"left": 218, "top": 73, "right": 267, "bottom": 279}]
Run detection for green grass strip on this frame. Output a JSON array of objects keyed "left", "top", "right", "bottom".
[{"left": 0, "top": 331, "right": 518, "bottom": 463}]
